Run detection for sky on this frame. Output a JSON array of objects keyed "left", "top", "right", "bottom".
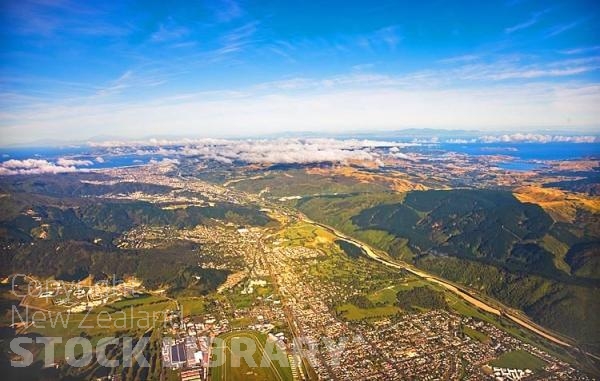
[{"left": 0, "top": 0, "right": 599, "bottom": 145}]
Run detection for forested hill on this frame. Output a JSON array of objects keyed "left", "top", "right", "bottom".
[
  {"left": 0, "top": 174, "right": 272, "bottom": 294},
  {"left": 351, "top": 189, "right": 597, "bottom": 282},
  {"left": 296, "top": 189, "right": 600, "bottom": 350}
]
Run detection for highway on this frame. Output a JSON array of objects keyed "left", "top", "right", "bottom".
[{"left": 300, "top": 216, "right": 578, "bottom": 350}]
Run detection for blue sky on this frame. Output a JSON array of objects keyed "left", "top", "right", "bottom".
[{"left": 0, "top": 0, "right": 599, "bottom": 144}]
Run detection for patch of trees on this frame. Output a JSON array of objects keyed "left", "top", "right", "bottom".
[
  {"left": 418, "top": 256, "right": 600, "bottom": 351},
  {"left": 0, "top": 199, "right": 271, "bottom": 244},
  {"left": 347, "top": 294, "right": 374, "bottom": 309},
  {"left": 544, "top": 173, "right": 600, "bottom": 196},
  {"left": 2, "top": 240, "right": 229, "bottom": 296},
  {"left": 352, "top": 190, "right": 566, "bottom": 278},
  {"left": 565, "top": 242, "right": 600, "bottom": 279},
  {"left": 0, "top": 173, "right": 173, "bottom": 198},
  {"left": 335, "top": 239, "right": 365, "bottom": 259},
  {"left": 395, "top": 286, "right": 447, "bottom": 311}
]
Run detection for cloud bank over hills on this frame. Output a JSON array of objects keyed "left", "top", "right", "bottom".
[
  {"left": 0, "top": 133, "right": 598, "bottom": 175},
  {"left": 451, "top": 133, "right": 598, "bottom": 144},
  {"left": 0, "top": 158, "right": 88, "bottom": 175}
]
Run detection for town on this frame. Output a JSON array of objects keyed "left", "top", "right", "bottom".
[{"left": 2, "top": 160, "right": 597, "bottom": 380}]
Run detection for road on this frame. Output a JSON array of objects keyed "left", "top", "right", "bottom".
[
  {"left": 300, "top": 216, "right": 577, "bottom": 350},
  {"left": 261, "top": 232, "right": 331, "bottom": 381}
]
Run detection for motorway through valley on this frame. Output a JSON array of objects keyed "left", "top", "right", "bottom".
[{"left": 300, "top": 216, "right": 579, "bottom": 351}]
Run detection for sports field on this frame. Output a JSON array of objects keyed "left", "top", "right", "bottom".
[{"left": 210, "top": 331, "right": 295, "bottom": 381}]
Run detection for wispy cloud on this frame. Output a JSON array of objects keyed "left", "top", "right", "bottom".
[
  {"left": 2, "top": 76, "right": 598, "bottom": 146},
  {"left": 356, "top": 25, "right": 403, "bottom": 51},
  {"left": 151, "top": 18, "right": 189, "bottom": 43},
  {"left": 171, "top": 41, "right": 198, "bottom": 49},
  {"left": 479, "top": 64, "right": 599, "bottom": 80},
  {"left": 505, "top": 17, "right": 537, "bottom": 34},
  {"left": 352, "top": 63, "right": 376, "bottom": 71},
  {"left": 560, "top": 46, "right": 600, "bottom": 55},
  {"left": 375, "top": 26, "right": 402, "bottom": 50},
  {"left": 3, "top": 0, "right": 131, "bottom": 38},
  {"left": 220, "top": 21, "right": 259, "bottom": 46},
  {"left": 213, "top": 0, "right": 244, "bottom": 23},
  {"left": 257, "top": 24, "right": 403, "bottom": 65},
  {"left": 448, "top": 56, "right": 600, "bottom": 81},
  {"left": 546, "top": 21, "right": 580, "bottom": 38},
  {"left": 251, "top": 72, "right": 416, "bottom": 92},
  {"left": 95, "top": 69, "right": 167, "bottom": 96},
  {"left": 197, "top": 20, "right": 261, "bottom": 61},
  {"left": 438, "top": 54, "right": 480, "bottom": 64},
  {"left": 256, "top": 56, "right": 600, "bottom": 90},
  {"left": 4, "top": 0, "right": 68, "bottom": 36},
  {"left": 96, "top": 70, "right": 133, "bottom": 96},
  {"left": 267, "top": 46, "right": 296, "bottom": 63},
  {"left": 505, "top": 9, "right": 550, "bottom": 34}
]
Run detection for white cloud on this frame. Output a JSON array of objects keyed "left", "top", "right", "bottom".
[
  {"left": 505, "top": 9, "right": 550, "bottom": 34},
  {"left": 546, "top": 21, "right": 580, "bottom": 38},
  {"left": 2, "top": 159, "right": 52, "bottom": 170},
  {"left": 446, "top": 138, "right": 471, "bottom": 144},
  {"left": 148, "top": 158, "right": 180, "bottom": 166},
  {"left": 478, "top": 133, "right": 598, "bottom": 143},
  {"left": 88, "top": 138, "right": 418, "bottom": 166},
  {"left": 449, "top": 56, "right": 600, "bottom": 81},
  {"left": 560, "top": 46, "right": 600, "bottom": 55},
  {"left": 151, "top": 22, "right": 189, "bottom": 43},
  {"left": 2, "top": 132, "right": 598, "bottom": 176},
  {"left": 56, "top": 158, "right": 94, "bottom": 167},
  {"left": 0, "top": 159, "right": 82, "bottom": 175},
  {"left": 0, "top": 157, "right": 97, "bottom": 175},
  {"left": 228, "top": 139, "right": 376, "bottom": 164},
  {"left": 505, "top": 17, "right": 538, "bottom": 34},
  {"left": 390, "top": 152, "right": 413, "bottom": 160}
]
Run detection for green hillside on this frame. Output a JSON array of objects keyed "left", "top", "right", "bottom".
[
  {"left": 351, "top": 190, "right": 561, "bottom": 276},
  {"left": 0, "top": 175, "right": 271, "bottom": 294},
  {"left": 296, "top": 189, "right": 600, "bottom": 350}
]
